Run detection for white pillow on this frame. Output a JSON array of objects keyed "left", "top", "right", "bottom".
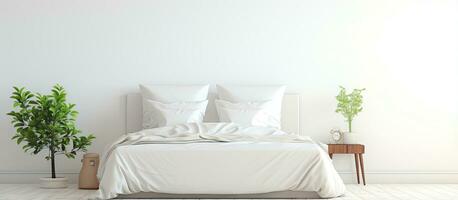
[
  {"left": 143, "top": 99, "right": 208, "bottom": 128},
  {"left": 140, "top": 84, "right": 210, "bottom": 128},
  {"left": 216, "top": 85, "right": 286, "bottom": 127},
  {"left": 215, "top": 99, "right": 280, "bottom": 128},
  {"left": 140, "top": 84, "right": 209, "bottom": 103}
]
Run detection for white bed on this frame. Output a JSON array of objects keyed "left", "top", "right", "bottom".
[{"left": 93, "top": 94, "right": 345, "bottom": 199}]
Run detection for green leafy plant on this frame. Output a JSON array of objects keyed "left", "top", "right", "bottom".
[
  {"left": 335, "top": 86, "right": 365, "bottom": 132},
  {"left": 7, "top": 84, "right": 95, "bottom": 179}
]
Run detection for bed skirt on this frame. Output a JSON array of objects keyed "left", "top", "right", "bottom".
[{"left": 115, "top": 191, "right": 320, "bottom": 199}]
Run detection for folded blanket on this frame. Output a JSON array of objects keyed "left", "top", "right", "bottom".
[{"left": 121, "top": 122, "right": 311, "bottom": 144}]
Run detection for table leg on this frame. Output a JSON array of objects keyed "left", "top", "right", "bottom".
[
  {"left": 354, "top": 154, "right": 360, "bottom": 184},
  {"left": 359, "top": 153, "right": 366, "bottom": 185},
  {"left": 329, "top": 153, "right": 333, "bottom": 159}
]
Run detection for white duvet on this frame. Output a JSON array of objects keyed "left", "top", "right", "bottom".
[{"left": 93, "top": 123, "right": 345, "bottom": 199}]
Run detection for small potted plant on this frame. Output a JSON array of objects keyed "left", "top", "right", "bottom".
[
  {"left": 335, "top": 86, "right": 365, "bottom": 144},
  {"left": 7, "top": 84, "right": 95, "bottom": 188}
]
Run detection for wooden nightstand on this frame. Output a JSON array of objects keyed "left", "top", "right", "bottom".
[{"left": 328, "top": 144, "right": 366, "bottom": 185}]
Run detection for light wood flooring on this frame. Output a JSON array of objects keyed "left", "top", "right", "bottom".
[{"left": 0, "top": 184, "right": 457, "bottom": 200}]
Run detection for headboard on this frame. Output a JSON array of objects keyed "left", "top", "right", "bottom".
[{"left": 125, "top": 93, "right": 301, "bottom": 135}]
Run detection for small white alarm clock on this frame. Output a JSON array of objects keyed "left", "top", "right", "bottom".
[{"left": 330, "top": 128, "right": 344, "bottom": 144}]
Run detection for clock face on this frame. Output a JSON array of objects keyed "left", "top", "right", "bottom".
[{"left": 332, "top": 132, "right": 342, "bottom": 141}]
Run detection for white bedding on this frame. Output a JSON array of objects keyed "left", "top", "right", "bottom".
[{"left": 93, "top": 123, "right": 345, "bottom": 199}]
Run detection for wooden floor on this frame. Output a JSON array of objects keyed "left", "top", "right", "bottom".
[{"left": 0, "top": 184, "right": 457, "bottom": 200}]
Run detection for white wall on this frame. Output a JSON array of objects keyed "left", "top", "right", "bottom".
[{"left": 0, "top": 0, "right": 457, "bottom": 183}]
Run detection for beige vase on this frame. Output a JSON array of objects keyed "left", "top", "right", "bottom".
[
  {"left": 79, "top": 153, "right": 100, "bottom": 189},
  {"left": 344, "top": 132, "right": 362, "bottom": 144}
]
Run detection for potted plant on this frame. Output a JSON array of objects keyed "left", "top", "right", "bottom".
[
  {"left": 335, "top": 86, "right": 365, "bottom": 144},
  {"left": 7, "top": 84, "right": 95, "bottom": 188}
]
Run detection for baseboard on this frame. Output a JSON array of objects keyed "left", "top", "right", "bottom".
[
  {"left": 0, "top": 172, "right": 79, "bottom": 184},
  {"left": 339, "top": 171, "right": 458, "bottom": 184},
  {"left": 1, "top": 171, "right": 457, "bottom": 184}
]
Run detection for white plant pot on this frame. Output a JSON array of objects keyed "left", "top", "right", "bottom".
[
  {"left": 344, "top": 132, "right": 362, "bottom": 144},
  {"left": 40, "top": 177, "right": 68, "bottom": 189}
]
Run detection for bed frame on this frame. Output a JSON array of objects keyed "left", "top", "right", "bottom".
[{"left": 120, "top": 93, "right": 320, "bottom": 199}]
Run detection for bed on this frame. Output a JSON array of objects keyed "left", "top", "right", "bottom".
[{"left": 93, "top": 93, "right": 345, "bottom": 199}]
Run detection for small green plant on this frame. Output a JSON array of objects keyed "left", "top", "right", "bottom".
[
  {"left": 7, "top": 84, "right": 95, "bottom": 179},
  {"left": 335, "top": 86, "right": 365, "bottom": 132}
]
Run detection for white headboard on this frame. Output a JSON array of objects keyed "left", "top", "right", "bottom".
[{"left": 126, "top": 93, "right": 301, "bottom": 135}]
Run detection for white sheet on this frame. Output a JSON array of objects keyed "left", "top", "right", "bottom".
[{"left": 93, "top": 123, "right": 345, "bottom": 199}]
